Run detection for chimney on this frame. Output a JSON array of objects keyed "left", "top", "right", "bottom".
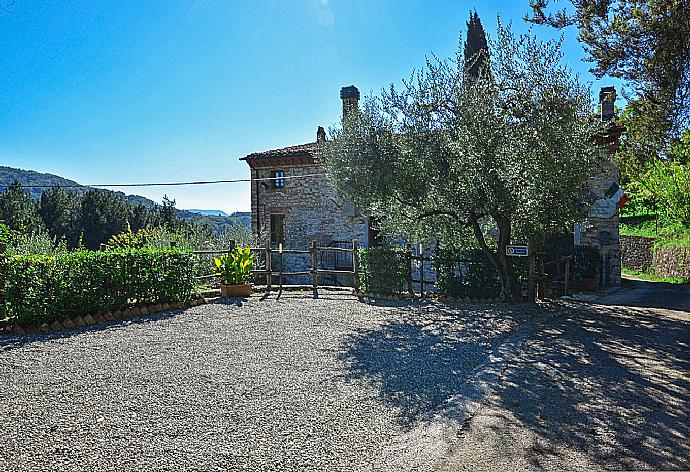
[
  {"left": 340, "top": 85, "right": 360, "bottom": 120},
  {"left": 599, "top": 86, "right": 616, "bottom": 122},
  {"left": 316, "top": 126, "right": 326, "bottom": 144}
]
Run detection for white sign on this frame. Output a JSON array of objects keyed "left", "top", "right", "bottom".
[
  {"left": 506, "top": 245, "right": 529, "bottom": 257},
  {"left": 588, "top": 198, "right": 617, "bottom": 219}
]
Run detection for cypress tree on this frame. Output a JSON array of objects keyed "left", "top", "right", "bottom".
[{"left": 463, "top": 10, "right": 490, "bottom": 79}]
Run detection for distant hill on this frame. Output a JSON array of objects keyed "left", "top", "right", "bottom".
[
  {"left": 0, "top": 166, "right": 250, "bottom": 233},
  {"left": 0, "top": 166, "right": 84, "bottom": 200},
  {"left": 188, "top": 209, "right": 229, "bottom": 217}
]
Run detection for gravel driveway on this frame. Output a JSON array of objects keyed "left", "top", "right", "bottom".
[
  {"left": 0, "top": 291, "right": 536, "bottom": 471},
  {"left": 438, "top": 293, "right": 690, "bottom": 471}
]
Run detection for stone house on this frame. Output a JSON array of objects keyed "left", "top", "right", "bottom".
[
  {"left": 241, "top": 85, "right": 623, "bottom": 288},
  {"left": 240, "top": 86, "right": 371, "bottom": 283}
]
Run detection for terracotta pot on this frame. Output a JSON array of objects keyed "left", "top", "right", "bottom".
[{"left": 220, "top": 284, "right": 252, "bottom": 298}]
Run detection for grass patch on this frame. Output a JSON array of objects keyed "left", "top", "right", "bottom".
[
  {"left": 620, "top": 214, "right": 690, "bottom": 249},
  {"left": 621, "top": 267, "right": 688, "bottom": 284}
]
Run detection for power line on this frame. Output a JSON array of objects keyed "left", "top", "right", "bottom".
[{"left": 0, "top": 173, "right": 329, "bottom": 189}]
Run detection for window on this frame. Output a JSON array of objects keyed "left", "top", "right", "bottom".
[
  {"left": 270, "top": 214, "right": 285, "bottom": 246},
  {"left": 272, "top": 169, "right": 285, "bottom": 189}
]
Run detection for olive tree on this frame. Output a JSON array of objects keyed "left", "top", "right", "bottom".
[{"left": 324, "top": 23, "right": 606, "bottom": 301}]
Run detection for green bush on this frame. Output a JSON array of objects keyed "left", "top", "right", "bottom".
[
  {"left": 435, "top": 249, "right": 502, "bottom": 299},
  {"left": 358, "top": 247, "right": 408, "bottom": 294},
  {"left": 0, "top": 248, "right": 200, "bottom": 325},
  {"left": 0, "top": 221, "right": 11, "bottom": 246}
]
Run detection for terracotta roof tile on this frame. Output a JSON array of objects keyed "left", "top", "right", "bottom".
[{"left": 241, "top": 142, "right": 320, "bottom": 161}]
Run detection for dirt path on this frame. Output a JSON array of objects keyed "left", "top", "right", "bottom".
[{"left": 436, "top": 283, "right": 690, "bottom": 471}]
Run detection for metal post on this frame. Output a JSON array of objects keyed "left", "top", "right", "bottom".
[
  {"left": 419, "top": 253, "right": 424, "bottom": 297},
  {"left": 406, "top": 250, "right": 414, "bottom": 296},
  {"left": 352, "top": 239, "right": 359, "bottom": 293},
  {"left": 527, "top": 252, "right": 536, "bottom": 303},
  {"left": 537, "top": 255, "right": 545, "bottom": 300},
  {"left": 310, "top": 240, "right": 318, "bottom": 290},
  {"left": 564, "top": 257, "right": 571, "bottom": 296},
  {"left": 279, "top": 243, "right": 283, "bottom": 291},
  {"left": 265, "top": 240, "right": 272, "bottom": 291}
]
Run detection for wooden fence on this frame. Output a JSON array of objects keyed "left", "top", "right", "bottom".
[{"left": 194, "top": 240, "right": 360, "bottom": 291}]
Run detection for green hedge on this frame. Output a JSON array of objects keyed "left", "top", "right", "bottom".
[
  {"left": 0, "top": 248, "right": 200, "bottom": 325},
  {"left": 358, "top": 247, "right": 408, "bottom": 294}
]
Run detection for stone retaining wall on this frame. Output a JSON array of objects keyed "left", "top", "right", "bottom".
[
  {"left": 620, "top": 235, "right": 690, "bottom": 279},
  {"left": 653, "top": 246, "right": 690, "bottom": 279},
  {"left": 620, "top": 235, "right": 655, "bottom": 272}
]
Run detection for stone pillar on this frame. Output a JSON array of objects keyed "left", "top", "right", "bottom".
[{"left": 578, "top": 86, "right": 625, "bottom": 287}]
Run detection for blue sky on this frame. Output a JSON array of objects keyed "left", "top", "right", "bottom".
[{"left": 0, "top": 1, "right": 621, "bottom": 213}]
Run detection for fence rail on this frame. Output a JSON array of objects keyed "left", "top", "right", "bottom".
[{"left": 194, "top": 239, "right": 360, "bottom": 291}]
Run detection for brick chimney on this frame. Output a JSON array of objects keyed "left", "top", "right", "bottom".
[
  {"left": 340, "top": 85, "right": 360, "bottom": 120},
  {"left": 316, "top": 126, "right": 326, "bottom": 144},
  {"left": 599, "top": 86, "right": 616, "bottom": 122}
]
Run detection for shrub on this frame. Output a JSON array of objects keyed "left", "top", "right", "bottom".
[
  {"left": 0, "top": 248, "right": 200, "bottom": 325},
  {"left": 358, "top": 247, "right": 408, "bottom": 294},
  {"left": 106, "top": 228, "right": 158, "bottom": 248},
  {"left": 6, "top": 231, "right": 69, "bottom": 256},
  {"left": 0, "top": 221, "right": 11, "bottom": 246},
  {"left": 435, "top": 249, "right": 502, "bottom": 299}
]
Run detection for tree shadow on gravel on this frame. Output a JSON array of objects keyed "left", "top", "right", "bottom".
[
  {"left": 337, "top": 301, "right": 538, "bottom": 426},
  {"left": 478, "top": 303, "right": 690, "bottom": 470},
  {"left": 0, "top": 309, "right": 185, "bottom": 353},
  {"left": 337, "top": 299, "right": 690, "bottom": 469}
]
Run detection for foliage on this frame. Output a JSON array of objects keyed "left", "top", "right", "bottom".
[
  {"left": 463, "top": 10, "right": 490, "bottom": 80},
  {"left": 0, "top": 220, "right": 11, "bottom": 245},
  {"left": 357, "top": 247, "right": 408, "bottom": 295},
  {"left": 571, "top": 246, "right": 600, "bottom": 283},
  {"left": 620, "top": 214, "right": 690, "bottom": 248},
  {"left": 0, "top": 180, "right": 46, "bottom": 234},
  {"left": 0, "top": 168, "right": 251, "bottom": 250},
  {"left": 214, "top": 247, "right": 254, "bottom": 285},
  {"left": 435, "top": 249, "right": 502, "bottom": 298},
  {"left": 38, "top": 186, "right": 83, "bottom": 248},
  {"left": 107, "top": 228, "right": 158, "bottom": 249},
  {"left": 324, "top": 22, "right": 604, "bottom": 301},
  {"left": 6, "top": 232, "right": 69, "bottom": 257},
  {"left": 526, "top": 0, "right": 690, "bottom": 134},
  {"left": 637, "top": 159, "right": 690, "bottom": 225},
  {"left": 0, "top": 248, "right": 199, "bottom": 325}
]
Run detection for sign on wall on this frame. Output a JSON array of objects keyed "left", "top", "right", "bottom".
[{"left": 588, "top": 198, "right": 617, "bottom": 219}]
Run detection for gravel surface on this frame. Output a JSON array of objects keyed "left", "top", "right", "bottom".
[
  {"left": 437, "top": 297, "right": 690, "bottom": 471},
  {"left": 0, "top": 291, "right": 536, "bottom": 471}
]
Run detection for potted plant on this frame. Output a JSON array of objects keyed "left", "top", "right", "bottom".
[{"left": 214, "top": 247, "right": 255, "bottom": 297}]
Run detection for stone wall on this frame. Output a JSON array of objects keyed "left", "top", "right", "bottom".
[
  {"left": 620, "top": 235, "right": 655, "bottom": 272},
  {"left": 620, "top": 235, "right": 690, "bottom": 279},
  {"left": 652, "top": 247, "right": 690, "bottom": 279},
  {"left": 579, "top": 161, "right": 622, "bottom": 286},
  {"left": 249, "top": 162, "right": 368, "bottom": 285}
]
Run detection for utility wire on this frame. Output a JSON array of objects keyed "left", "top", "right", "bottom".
[{"left": 0, "top": 173, "right": 329, "bottom": 189}]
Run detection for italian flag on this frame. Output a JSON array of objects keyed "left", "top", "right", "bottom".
[{"left": 605, "top": 182, "right": 629, "bottom": 208}]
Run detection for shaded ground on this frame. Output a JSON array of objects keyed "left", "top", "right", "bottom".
[
  {"left": 0, "top": 292, "right": 536, "bottom": 471},
  {"left": 438, "top": 291, "right": 690, "bottom": 471},
  {"left": 2, "top": 284, "right": 688, "bottom": 471},
  {"left": 600, "top": 276, "right": 690, "bottom": 311}
]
